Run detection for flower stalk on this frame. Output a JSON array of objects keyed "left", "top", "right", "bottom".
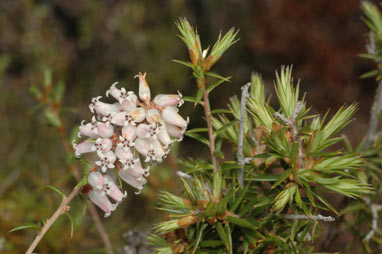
[
  {"left": 26, "top": 186, "right": 80, "bottom": 254},
  {"left": 31, "top": 73, "right": 114, "bottom": 254},
  {"left": 203, "top": 86, "right": 218, "bottom": 172}
]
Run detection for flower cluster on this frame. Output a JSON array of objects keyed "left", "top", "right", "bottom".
[{"left": 73, "top": 73, "right": 187, "bottom": 217}]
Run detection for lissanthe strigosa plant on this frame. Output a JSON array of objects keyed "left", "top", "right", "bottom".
[{"left": 147, "top": 19, "right": 371, "bottom": 254}]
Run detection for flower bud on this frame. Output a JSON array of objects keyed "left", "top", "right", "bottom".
[
  {"left": 135, "top": 72, "right": 150, "bottom": 104},
  {"left": 88, "top": 190, "right": 116, "bottom": 217},
  {"left": 154, "top": 92, "right": 183, "bottom": 107},
  {"left": 79, "top": 121, "right": 98, "bottom": 138},
  {"left": 91, "top": 97, "right": 119, "bottom": 116},
  {"left": 119, "top": 170, "right": 147, "bottom": 192},
  {"left": 136, "top": 124, "right": 151, "bottom": 139},
  {"left": 122, "top": 125, "right": 136, "bottom": 141},
  {"left": 112, "top": 112, "right": 132, "bottom": 126},
  {"left": 120, "top": 95, "right": 137, "bottom": 112},
  {"left": 97, "top": 122, "right": 114, "bottom": 138},
  {"left": 95, "top": 150, "right": 116, "bottom": 172},
  {"left": 106, "top": 82, "right": 121, "bottom": 100},
  {"left": 92, "top": 138, "right": 113, "bottom": 156},
  {"left": 134, "top": 138, "right": 151, "bottom": 156},
  {"left": 88, "top": 172, "right": 104, "bottom": 190},
  {"left": 146, "top": 108, "right": 161, "bottom": 123},
  {"left": 73, "top": 139, "right": 95, "bottom": 157},
  {"left": 115, "top": 146, "right": 134, "bottom": 161},
  {"left": 165, "top": 123, "right": 185, "bottom": 139},
  {"left": 129, "top": 107, "right": 146, "bottom": 123},
  {"left": 103, "top": 175, "right": 127, "bottom": 202},
  {"left": 162, "top": 106, "right": 188, "bottom": 128},
  {"left": 157, "top": 124, "right": 173, "bottom": 148}
]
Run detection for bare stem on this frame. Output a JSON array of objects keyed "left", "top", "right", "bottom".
[
  {"left": 274, "top": 101, "right": 304, "bottom": 169},
  {"left": 237, "top": 83, "right": 251, "bottom": 187},
  {"left": 362, "top": 197, "right": 382, "bottom": 242},
  {"left": 86, "top": 200, "right": 114, "bottom": 253},
  {"left": 202, "top": 88, "right": 218, "bottom": 172},
  {"left": 363, "top": 80, "right": 382, "bottom": 150},
  {"left": 284, "top": 214, "right": 335, "bottom": 222},
  {"left": 25, "top": 186, "right": 80, "bottom": 254},
  {"left": 61, "top": 139, "right": 114, "bottom": 254}
]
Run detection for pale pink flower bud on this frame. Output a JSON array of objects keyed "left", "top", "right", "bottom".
[
  {"left": 116, "top": 146, "right": 141, "bottom": 171},
  {"left": 146, "top": 108, "right": 161, "bottom": 123},
  {"left": 88, "top": 172, "right": 105, "bottom": 190},
  {"left": 129, "top": 107, "right": 146, "bottom": 123},
  {"left": 115, "top": 146, "right": 133, "bottom": 161},
  {"left": 120, "top": 94, "right": 137, "bottom": 112},
  {"left": 73, "top": 139, "right": 95, "bottom": 157},
  {"left": 134, "top": 138, "right": 151, "bottom": 156},
  {"left": 119, "top": 170, "right": 147, "bottom": 193},
  {"left": 123, "top": 160, "right": 149, "bottom": 178},
  {"left": 122, "top": 125, "right": 136, "bottom": 141},
  {"left": 97, "top": 122, "right": 114, "bottom": 138},
  {"left": 157, "top": 123, "right": 173, "bottom": 148},
  {"left": 115, "top": 125, "right": 136, "bottom": 149},
  {"left": 111, "top": 112, "right": 132, "bottom": 126},
  {"left": 96, "top": 151, "right": 116, "bottom": 172},
  {"left": 165, "top": 123, "right": 185, "bottom": 139},
  {"left": 78, "top": 120, "right": 98, "bottom": 138},
  {"left": 162, "top": 106, "right": 188, "bottom": 128},
  {"left": 91, "top": 138, "right": 113, "bottom": 156},
  {"left": 151, "top": 137, "right": 166, "bottom": 161},
  {"left": 105, "top": 82, "right": 120, "bottom": 100},
  {"left": 136, "top": 124, "right": 151, "bottom": 139},
  {"left": 88, "top": 190, "right": 116, "bottom": 217},
  {"left": 153, "top": 91, "right": 183, "bottom": 107},
  {"left": 135, "top": 138, "right": 165, "bottom": 162},
  {"left": 135, "top": 72, "right": 151, "bottom": 104},
  {"left": 90, "top": 97, "right": 119, "bottom": 116},
  {"left": 103, "top": 175, "right": 127, "bottom": 202}
]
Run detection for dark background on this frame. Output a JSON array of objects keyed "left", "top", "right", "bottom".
[{"left": 0, "top": 0, "right": 379, "bottom": 253}]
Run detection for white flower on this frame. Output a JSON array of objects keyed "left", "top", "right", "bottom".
[{"left": 74, "top": 72, "right": 188, "bottom": 217}]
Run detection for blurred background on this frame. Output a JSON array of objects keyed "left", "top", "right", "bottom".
[{"left": 0, "top": 0, "right": 380, "bottom": 253}]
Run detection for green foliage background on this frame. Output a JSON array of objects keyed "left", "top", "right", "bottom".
[{"left": 0, "top": 0, "right": 380, "bottom": 253}]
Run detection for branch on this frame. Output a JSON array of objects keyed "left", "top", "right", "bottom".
[
  {"left": 363, "top": 31, "right": 382, "bottom": 150},
  {"left": 361, "top": 31, "right": 382, "bottom": 243},
  {"left": 237, "top": 82, "right": 251, "bottom": 187},
  {"left": 362, "top": 197, "right": 382, "bottom": 242},
  {"left": 363, "top": 80, "right": 382, "bottom": 150},
  {"left": 61, "top": 139, "right": 114, "bottom": 254},
  {"left": 202, "top": 88, "right": 218, "bottom": 172},
  {"left": 274, "top": 101, "right": 305, "bottom": 168},
  {"left": 26, "top": 186, "right": 80, "bottom": 254},
  {"left": 284, "top": 214, "right": 335, "bottom": 222}
]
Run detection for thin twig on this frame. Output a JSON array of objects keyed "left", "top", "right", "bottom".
[
  {"left": 274, "top": 101, "right": 304, "bottom": 168},
  {"left": 362, "top": 197, "right": 382, "bottom": 242},
  {"left": 26, "top": 186, "right": 80, "bottom": 254},
  {"left": 363, "top": 80, "right": 382, "bottom": 150},
  {"left": 202, "top": 88, "right": 218, "bottom": 172},
  {"left": 61, "top": 139, "right": 114, "bottom": 254},
  {"left": 363, "top": 31, "right": 382, "bottom": 150},
  {"left": 361, "top": 31, "right": 382, "bottom": 243},
  {"left": 237, "top": 83, "right": 251, "bottom": 187},
  {"left": 284, "top": 214, "right": 335, "bottom": 222}
]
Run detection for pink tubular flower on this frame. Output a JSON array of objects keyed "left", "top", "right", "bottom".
[
  {"left": 88, "top": 190, "right": 117, "bottom": 218},
  {"left": 74, "top": 72, "right": 187, "bottom": 217}
]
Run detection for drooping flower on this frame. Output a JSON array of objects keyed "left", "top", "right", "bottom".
[{"left": 73, "top": 73, "right": 187, "bottom": 217}]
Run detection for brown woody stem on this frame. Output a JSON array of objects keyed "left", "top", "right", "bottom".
[
  {"left": 25, "top": 187, "right": 80, "bottom": 254},
  {"left": 202, "top": 88, "right": 218, "bottom": 172}
]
